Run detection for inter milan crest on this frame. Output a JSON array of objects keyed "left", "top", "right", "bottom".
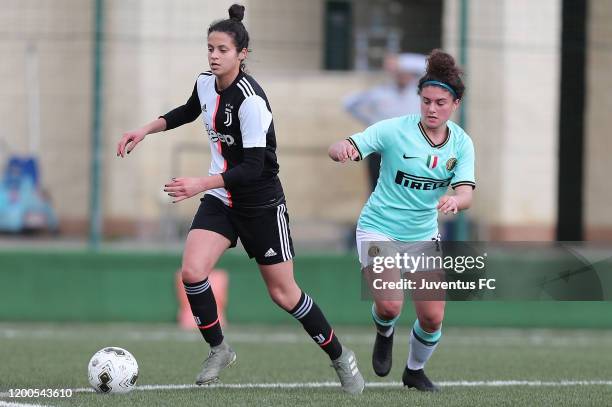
[
  {"left": 446, "top": 157, "right": 457, "bottom": 171},
  {"left": 224, "top": 104, "right": 234, "bottom": 126}
]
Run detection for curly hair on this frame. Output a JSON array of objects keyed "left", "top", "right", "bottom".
[{"left": 418, "top": 49, "right": 465, "bottom": 100}]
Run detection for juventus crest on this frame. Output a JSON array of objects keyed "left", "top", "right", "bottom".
[{"left": 224, "top": 104, "right": 234, "bottom": 127}]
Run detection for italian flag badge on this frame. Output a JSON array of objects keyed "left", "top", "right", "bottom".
[{"left": 427, "top": 155, "right": 439, "bottom": 169}]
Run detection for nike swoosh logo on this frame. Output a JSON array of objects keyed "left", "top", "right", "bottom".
[{"left": 403, "top": 155, "right": 418, "bottom": 159}]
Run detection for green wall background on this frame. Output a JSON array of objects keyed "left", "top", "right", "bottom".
[{"left": 1, "top": 250, "right": 611, "bottom": 328}]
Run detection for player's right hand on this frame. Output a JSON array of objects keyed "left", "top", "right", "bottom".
[
  {"left": 117, "top": 129, "right": 147, "bottom": 157},
  {"left": 328, "top": 140, "right": 359, "bottom": 163}
]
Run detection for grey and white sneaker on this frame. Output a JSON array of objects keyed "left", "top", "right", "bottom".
[
  {"left": 331, "top": 346, "right": 365, "bottom": 395},
  {"left": 195, "top": 341, "right": 236, "bottom": 385}
]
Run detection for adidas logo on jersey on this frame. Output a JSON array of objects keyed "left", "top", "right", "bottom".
[{"left": 264, "top": 248, "right": 277, "bottom": 258}]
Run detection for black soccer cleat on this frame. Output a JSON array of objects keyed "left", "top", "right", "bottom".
[
  {"left": 372, "top": 330, "right": 394, "bottom": 377},
  {"left": 402, "top": 366, "right": 440, "bottom": 392}
]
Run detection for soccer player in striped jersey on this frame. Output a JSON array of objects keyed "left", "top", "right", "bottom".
[
  {"left": 329, "top": 49, "right": 476, "bottom": 391},
  {"left": 116, "top": 4, "right": 364, "bottom": 395}
]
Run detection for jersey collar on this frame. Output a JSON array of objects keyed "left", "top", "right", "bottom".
[
  {"left": 214, "top": 71, "right": 245, "bottom": 95},
  {"left": 418, "top": 121, "right": 451, "bottom": 149}
]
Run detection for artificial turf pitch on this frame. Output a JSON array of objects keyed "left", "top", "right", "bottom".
[{"left": 1, "top": 323, "right": 611, "bottom": 406}]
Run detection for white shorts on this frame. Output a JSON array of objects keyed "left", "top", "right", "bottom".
[{"left": 356, "top": 228, "right": 442, "bottom": 271}]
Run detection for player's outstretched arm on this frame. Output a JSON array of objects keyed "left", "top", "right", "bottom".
[
  {"left": 328, "top": 139, "right": 359, "bottom": 163},
  {"left": 117, "top": 117, "right": 167, "bottom": 157}
]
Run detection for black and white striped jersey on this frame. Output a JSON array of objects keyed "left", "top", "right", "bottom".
[{"left": 162, "top": 71, "right": 284, "bottom": 208}]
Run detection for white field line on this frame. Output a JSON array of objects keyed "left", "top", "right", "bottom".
[
  {"left": 66, "top": 380, "right": 612, "bottom": 393},
  {"left": 0, "top": 401, "right": 55, "bottom": 407},
  {"left": 2, "top": 380, "right": 612, "bottom": 399},
  {"left": 70, "top": 380, "right": 612, "bottom": 393},
  {"left": 141, "top": 380, "right": 612, "bottom": 389},
  {"left": 1, "top": 328, "right": 612, "bottom": 348}
]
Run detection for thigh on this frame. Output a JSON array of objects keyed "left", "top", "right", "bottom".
[
  {"left": 181, "top": 229, "right": 232, "bottom": 283},
  {"left": 356, "top": 228, "right": 394, "bottom": 268},
  {"left": 190, "top": 194, "right": 238, "bottom": 247},
  {"left": 357, "top": 228, "right": 404, "bottom": 302},
  {"left": 233, "top": 202, "right": 295, "bottom": 265}
]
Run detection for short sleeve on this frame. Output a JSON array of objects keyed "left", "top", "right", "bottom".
[
  {"left": 346, "top": 121, "right": 386, "bottom": 160},
  {"left": 451, "top": 136, "right": 476, "bottom": 189},
  {"left": 238, "top": 95, "right": 272, "bottom": 148}
]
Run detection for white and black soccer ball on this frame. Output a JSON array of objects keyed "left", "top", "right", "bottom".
[{"left": 87, "top": 347, "right": 139, "bottom": 394}]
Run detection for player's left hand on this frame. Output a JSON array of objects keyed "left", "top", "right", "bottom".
[
  {"left": 163, "top": 177, "right": 205, "bottom": 203},
  {"left": 437, "top": 195, "right": 458, "bottom": 215}
]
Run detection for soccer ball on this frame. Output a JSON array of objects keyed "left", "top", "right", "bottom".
[{"left": 87, "top": 347, "right": 139, "bottom": 394}]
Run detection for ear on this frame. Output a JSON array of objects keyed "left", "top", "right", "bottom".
[
  {"left": 452, "top": 98, "right": 461, "bottom": 112},
  {"left": 238, "top": 47, "right": 248, "bottom": 61}
]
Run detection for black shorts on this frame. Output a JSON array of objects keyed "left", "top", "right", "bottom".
[{"left": 190, "top": 194, "right": 295, "bottom": 265}]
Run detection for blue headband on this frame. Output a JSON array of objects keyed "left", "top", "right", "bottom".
[{"left": 421, "top": 80, "right": 458, "bottom": 99}]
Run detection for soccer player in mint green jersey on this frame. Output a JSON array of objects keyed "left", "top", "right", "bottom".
[{"left": 329, "top": 49, "right": 475, "bottom": 392}]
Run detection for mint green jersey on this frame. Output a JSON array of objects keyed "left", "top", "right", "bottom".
[{"left": 348, "top": 114, "right": 475, "bottom": 241}]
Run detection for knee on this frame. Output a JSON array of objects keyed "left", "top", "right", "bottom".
[
  {"left": 418, "top": 314, "right": 444, "bottom": 332},
  {"left": 375, "top": 301, "right": 403, "bottom": 320},
  {"left": 181, "top": 264, "right": 212, "bottom": 284},
  {"left": 268, "top": 281, "right": 302, "bottom": 311},
  {"left": 267, "top": 285, "right": 295, "bottom": 311}
]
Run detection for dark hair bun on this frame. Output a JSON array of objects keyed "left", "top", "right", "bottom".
[
  {"left": 418, "top": 49, "right": 465, "bottom": 99},
  {"left": 228, "top": 4, "right": 245, "bottom": 22},
  {"left": 426, "top": 49, "right": 462, "bottom": 79}
]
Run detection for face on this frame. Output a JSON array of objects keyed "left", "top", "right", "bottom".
[
  {"left": 207, "top": 31, "right": 247, "bottom": 78},
  {"left": 420, "top": 86, "right": 460, "bottom": 129}
]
